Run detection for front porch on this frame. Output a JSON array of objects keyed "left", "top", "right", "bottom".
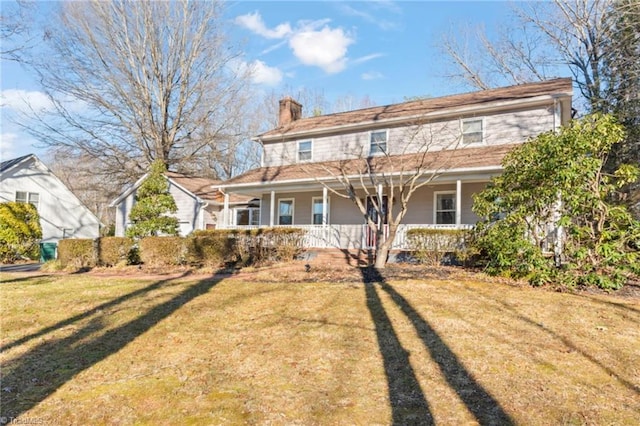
[{"left": 222, "top": 223, "right": 473, "bottom": 250}]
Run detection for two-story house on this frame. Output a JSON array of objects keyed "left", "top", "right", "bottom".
[{"left": 214, "top": 78, "right": 573, "bottom": 250}]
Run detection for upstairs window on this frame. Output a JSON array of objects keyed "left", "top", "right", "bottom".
[
  {"left": 370, "top": 130, "right": 388, "bottom": 155},
  {"left": 434, "top": 192, "right": 456, "bottom": 225},
  {"left": 297, "top": 140, "right": 312, "bottom": 162},
  {"left": 462, "top": 119, "right": 483, "bottom": 144},
  {"left": 16, "top": 191, "right": 39, "bottom": 210}
]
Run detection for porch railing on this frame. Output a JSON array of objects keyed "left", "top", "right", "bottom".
[{"left": 222, "top": 224, "right": 474, "bottom": 250}]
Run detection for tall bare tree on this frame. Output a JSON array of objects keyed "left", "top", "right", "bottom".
[
  {"left": 298, "top": 120, "right": 463, "bottom": 269},
  {"left": 21, "top": 0, "right": 252, "bottom": 181},
  {"left": 442, "top": 0, "right": 636, "bottom": 112},
  {"left": 0, "top": 0, "right": 35, "bottom": 61}
]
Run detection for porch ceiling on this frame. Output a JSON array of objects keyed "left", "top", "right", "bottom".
[{"left": 217, "top": 143, "right": 512, "bottom": 194}]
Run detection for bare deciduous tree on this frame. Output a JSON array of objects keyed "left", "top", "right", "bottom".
[
  {"left": 21, "top": 0, "right": 253, "bottom": 181},
  {"left": 441, "top": 0, "right": 633, "bottom": 111},
  {"left": 300, "top": 121, "right": 463, "bottom": 269},
  {"left": 0, "top": 0, "right": 35, "bottom": 61}
]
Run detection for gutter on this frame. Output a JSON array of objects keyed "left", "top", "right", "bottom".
[{"left": 214, "top": 165, "right": 504, "bottom": 193}]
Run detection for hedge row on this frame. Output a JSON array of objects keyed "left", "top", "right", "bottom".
[
  {"left": 56, "top": 228, "right": 306, "bottom": 269},
  {"left": 405, "top": 228, "right": 471, "bottom": 265}
]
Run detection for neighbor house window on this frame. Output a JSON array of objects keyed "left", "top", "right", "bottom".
[
  {"left": 278, "top": 199, "right": 294, "bottom": 225},
  {"left": 434, "top": 192, "right": 456, "bottom": 224},
  {"left": 297, "top": 140, "right": 312, "bottom": 162},
  {"left": 311, "top": 197, "right": 329, "bottom": 225},
  {"left": 370, "top": 130, "right": 387, "bottom": 155},
  {"left": 15, "top": 191, "right": 39, "bottom": 210},
  {"left": 235, "top": 208, "right": 260, "bottom": 226},
  {"left": 462, "top": 118, "right": 483, "bottom": 144}
]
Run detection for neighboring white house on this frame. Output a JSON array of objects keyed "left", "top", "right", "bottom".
[
  {"left": 0, "top": 154, "right": 101, "bottom": 245},
  {"left": 111, "top": 171, "right": 258, "bottom": 237},
  {"left": 214, "top": 78, "right": 574, "bottom": 250}
]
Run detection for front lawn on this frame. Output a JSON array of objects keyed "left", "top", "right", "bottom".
[{"left": 1, "top": 268, "right": 639, "bottom": 424}]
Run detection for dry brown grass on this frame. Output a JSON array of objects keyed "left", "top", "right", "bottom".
[{"left": 1, "top": 266, "right": 639, "bottom": 425}]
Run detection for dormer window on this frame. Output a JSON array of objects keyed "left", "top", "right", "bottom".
[
  {"left": 370, "top": 130, "right": 388, "bottom": 155},
  {"left": 297, "top": 140, "right": 312, "bottom": 162},
  {"left": 462, "top": 118, "right": 484, "bottom": 144}
]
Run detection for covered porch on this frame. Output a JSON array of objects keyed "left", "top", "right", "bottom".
[{"left": 215, "top": 175, "right": 489, "bottom": 250}]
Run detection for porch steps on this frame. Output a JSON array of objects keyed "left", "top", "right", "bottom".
[{"left": 301, "top": 249, "right": 371, "bottom": 267}]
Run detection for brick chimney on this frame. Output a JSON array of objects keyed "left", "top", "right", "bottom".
[{"left": 278, "top": 97, "right": 302, "bottom": 127}]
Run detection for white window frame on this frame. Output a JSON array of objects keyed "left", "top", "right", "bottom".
[
  {"left": 234, "top": 207, "right": 260, "bottom": 226},
  {"left": 461, "top": 118, "right": 484, "bottom": 145},
  {"left": 369, "top": 129, "right": 388, "bottom": 155},
  {"left": 278, "top": 198, "right": 295, "bottom": 225},
  {"left": 311, "top": 196, "right": 330, "bottom": 225},
  {"left": 433, "top": 191, "right": 457, "bottom": 225},
  {"left": 15, "top": 191, "right": 40, "bottom": 210},
  {"left": 297, "top": 140, "right": 313, "bottom": 162}
]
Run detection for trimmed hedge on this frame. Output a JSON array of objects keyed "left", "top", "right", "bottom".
[
  {"left": 406, "top": 228, "right": 470, "bottom": 265},
  {"left": 185, "top": 233, "right": 236, "bottom": 267},
  {"left": 58, "top": 239, "right": 96, "bottom": 269},
  {"left": 139, "top": 236, "right": 186, "bottom": 267},
  {"left": 55, "top": 229, "right": 307, "bottom": 270},
  {"left": 97, "top": 237, "right": 134, "bottom": 266}
]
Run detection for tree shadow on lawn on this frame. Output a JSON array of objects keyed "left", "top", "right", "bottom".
[
  {"left": 0, "top": 273, "right": 225, "bottom": 418},
  {"left": 361, "top": 267, "right": 514, "bottom": 426},
  {"left": 461, "top": 284, "right": 640, "bottom": 396}
]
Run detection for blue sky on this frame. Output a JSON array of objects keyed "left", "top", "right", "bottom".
[{"left": 0, "top": 1, "right": 520, "bottom": 161}]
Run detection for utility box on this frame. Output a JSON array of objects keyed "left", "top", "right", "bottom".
[{"left": 39, "top": 242, "right": 57, "bottom": 262}]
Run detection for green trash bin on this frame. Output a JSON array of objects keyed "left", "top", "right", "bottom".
[{"left": 40, "top": 242, "right": 57, "bottom": 262}]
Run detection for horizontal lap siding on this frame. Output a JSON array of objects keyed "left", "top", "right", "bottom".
[
  {"left": 261, "top": 105, "right": 555, "bottom": 167},
  {"left": 258, "top": 182, "right": 486, "bottom": 227}
]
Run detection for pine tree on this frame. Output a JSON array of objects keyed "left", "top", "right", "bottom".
[{"left": 126, "top": 160, "right": 179, "bottom": 238}]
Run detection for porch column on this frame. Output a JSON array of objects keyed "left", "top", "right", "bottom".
[
  {"left": 270, "top": 190, "right": 275, "bottom": 227},
  {"left": 322, "top": 186, "right": 328, "bottom": 225},
  {"left": 377, "top": 183, "right": 383, "bottom": 228},
  {"left": 223, "top": 193, "right": 230, "bottom": 228},
  {"left": 456, "top": 179, "right": 462, "bottom": 226}
]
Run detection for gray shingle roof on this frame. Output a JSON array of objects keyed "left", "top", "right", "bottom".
[{"left": 0, "top": 154, "right": 34, "bottom": 174}]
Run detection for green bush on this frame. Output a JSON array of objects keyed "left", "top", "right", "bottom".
[
  {"left": 0, "top": 202, "right": 42, "bottom": 263},
  {"left": 139, "top": 236, "right": 185, "bottom": 266},
  {"left": 97, "top": 237, "right": 134, "bottom": 266},
  {"left": 406, "top": 228, "right": 470, "bottom": 265},
  {"left": 58, "top": 239, "right": 96, "bottom": 269}
]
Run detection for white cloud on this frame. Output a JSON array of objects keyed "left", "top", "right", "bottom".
[
  {"left": 250, "top": 60, "right": 284, "bottom": 86},
  {"left": 235, "top": 11, "right": 354, "bottom": 75},
  {"left": 362, "top": 71, "right": 384, "bottom": 81},
  {"left": 235, "top": 11, "right": 292, "bottom": 39},
  {"left": 289, "top": 26, "right": 354, "bottom": 74},
  {"left": 0, "top": 132, "right": 18, "bottom": 161},
  {"left": 0, "top": 89, "right": 54, "bottom": 113}
]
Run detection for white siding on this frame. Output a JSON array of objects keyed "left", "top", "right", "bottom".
[
  {"left": 257, "top": 183, "right": 486, "bottom": 227},
  {"left": 262, "top": 105, "right": 556, "bottom": 167},
  {"left": 0, "top": 157, "right": 100, "bottom": 243}
]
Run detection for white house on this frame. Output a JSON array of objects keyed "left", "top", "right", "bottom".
[
  {"left": 214, "top": 78, "right": 574, "bottom": 250},
  {"left": 111, "top": 171, "right": 258, "bottom": 237},
  {"left": 0, "top": 154, "right": 101, "bottom": 246}
]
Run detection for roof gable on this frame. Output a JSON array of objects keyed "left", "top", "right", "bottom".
[{"left": 0, "top": 154, "right": 35, "bottom": 174}]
